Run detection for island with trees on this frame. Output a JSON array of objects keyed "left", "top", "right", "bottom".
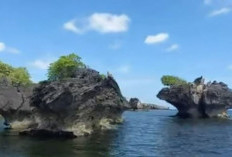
[
  {"left": 1, "top": 53, "right": 232, "bottom": 138},
  {"left": 157, "top": 76, "right": 232, "bottom": 118},
  {"left": 0, "top": 53, "right": 129, "bottom": 137}
]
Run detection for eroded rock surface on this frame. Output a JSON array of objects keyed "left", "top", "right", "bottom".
[
  {"left": 0, "top": 78, "right": 35, "bottom": 129},
  {"left": 157, "top": 77, "right": 232, "bottom": 118},
  {"left": 0, "top": 68, "right": 128, "bottom": 137}
]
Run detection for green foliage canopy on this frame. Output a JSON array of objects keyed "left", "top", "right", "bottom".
[
  {"left": 10, "top": 68, "right": 32, "bottom": 86},
  {"left": 0, "top": 61, "right": 13, "bottom": 77},
  {"left": 161, "top": 75, "right": 187, "bottom": 86},
  {"left": 0, "top": 61, "right": 32, "bottom": 86},
  {"left": 48, "top": 53, "right": 85, "bottom": 81},
  {"left": 100, "top": 74, "right": 106, "bottom": 80}
]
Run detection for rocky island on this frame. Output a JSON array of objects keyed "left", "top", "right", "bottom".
[
  {"left": 1, "top": 52, "right": 232, "bottom": 140},
  {"left": 0, "top": 53, "right": 170, "bottom": 138},
  {"left": 157, "top": 76, "right": 232, "bottom": 118},
  {"left": 128, "top": 98, "right": 169, "bottom": 110},
  {"left": 0, "top": 68, "right": 128, "bottom": 138},
  {"left": 0, "top": 54, "right": 128, "bottom": 138}
]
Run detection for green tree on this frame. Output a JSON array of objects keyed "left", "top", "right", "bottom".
[
  {"left": 48, "top": 53, "right": 85, "bottom": 81},
  {"left": 100, "top": 74, "right": 107, "bottom": 80},
  {"left": 161, "top": 75, "right": 187, "bottom": 86},
  {"left": 0, "top": 61, "right": 14, "bottom": 77},
  {"left": 0, "top": 61, "right": 32, "bottom": 86},
  {"left": 10, "top": 68, "right": 32, "bottom": 86}
]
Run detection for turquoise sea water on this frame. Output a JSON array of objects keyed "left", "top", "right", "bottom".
[{"left": 1, "top": 110, "right": 232, "bottom": 157}]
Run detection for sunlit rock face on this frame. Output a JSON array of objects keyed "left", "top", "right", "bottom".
[
  {"left": 0, "top": 68, "right": 128, "bottom": 137},
  {"left": 157, "top": 77, "right": 232, "bottom": 118}
]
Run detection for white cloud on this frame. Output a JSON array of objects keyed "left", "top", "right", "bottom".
[
  {"left": 228, "top": 65, "right": 232, "bottom": 70},
  {"left": 0, "top": 42, "right": 20, "bottom": 54},
  {"left": 204, "top": 0, "right": 212, "bottom": 5},
  {"left": 89, "top": 13, "right": 130, "bottom": 33},
  {"left": 109, "top": 41, "right": 122, "bottom": 50},
  {"left": 30, "top": 60, "right": 52, "bottom": 70},
  {"left": 63, "top": 13, "right": 130, "bottom": 34},
  {"left": 63, "top": 20, "right": 83, "bottom": 34},
  {"left": 144, "top": 33, "right": 169, "bottom": 44},
  {"left": 117, "top": 65, "right": 130, "bottom": 74},
  {"left": 166, "top": 44, "right": 179, "bottom": 52},
  {"left": 6, "top": 47, "right": 20, "bottom": 54},
  {"left": 209, "top": 7, "right": 231, "bottom": 17},
  {"left": 0, "top": 42, "right": 6, "bottom": 52}
]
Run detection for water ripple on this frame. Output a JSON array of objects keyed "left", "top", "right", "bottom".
[{"left": 1, "top": 110, "right": 232, "bottom": 157}]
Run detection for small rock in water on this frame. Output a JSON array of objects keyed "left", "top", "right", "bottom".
[{"left": 19, "top": 129, "right": 76, "bottom": 138}]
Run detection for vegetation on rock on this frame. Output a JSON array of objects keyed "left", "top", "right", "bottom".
[
  {"left": 48, "top": 53, "right": 85, "bottom": 81},
  {"left": 0, "top": 61, "right": 32, "bottom": 86},
  {"left": 100, "top": 74, "right": 107, "bottom": 80},
  {"left": 161, "top": 75, "right": 187, "bottom": 86},
  {"left": 158, "top": 77, "right": 232, "bottom": 118}
]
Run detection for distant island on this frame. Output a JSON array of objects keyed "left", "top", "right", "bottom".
[{"left": 128, "top": 98, "right": 169, "bottom": 110}]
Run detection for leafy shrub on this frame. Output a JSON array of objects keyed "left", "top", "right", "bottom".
[
  {"left": 100, "top": 74, "right": 107, "bottom": 80},
  {"left": 48, "top": 53, "right": 85, "bottom": 81},
  {"left": 0, "top": 61, "right": 32, "bottom": 86},
  {"left": 10, "top": 68, "right": 32, "bottom": 86},
  {"left": 0, "top": 61, "right": 14, "bottom": 77},
  {"left": 161, "top": 75, "right": 187, "bottom": 86}
]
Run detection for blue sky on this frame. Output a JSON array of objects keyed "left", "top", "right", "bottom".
[{"left": 0, "top": 0, "right": 232, "bottom": 107}]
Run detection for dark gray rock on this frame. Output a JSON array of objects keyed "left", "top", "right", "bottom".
[
  {"left": 157, "top": 77, "right": 232, "bottom": 118},
  {"left": 128, "top": 97, "right": 169, "bottom": 110},
  {"left": 0, "top": 68, "right": 128, "bottom": 137},
  {"left": 129, "top": 98, "right": 140, "bottom": 110},
  {"left": 0, "top": 78, "right": 36, "bottom": 129},
  {"left": 29, "top": 69, "right": 128, "bottom": 136},
  {"left": 19, "top": 129, "right": 76, "bottom": 138}
]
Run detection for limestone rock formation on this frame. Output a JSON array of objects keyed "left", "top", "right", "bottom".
[
  {"left": 0, "top": 68, "right": 128, "bottom": 137},
  {"left": 157, "top": 77, "right": 232, "bottom": 118},
  {"left": 0, "top": 78, "right": 35, "bottom": 129},
  {"left": 129, "top": 98, "right": 169, "bottom": 110}
]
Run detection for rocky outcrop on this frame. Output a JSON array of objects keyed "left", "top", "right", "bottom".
[
  {"left": 0, "top": 78, "right": 36, "bottom": 129},
  {"left": 0, "top": 68, "right": 128, "bottom": 137},
  {"left": 157, "top": 77, "right": 232, "bottom": 118},
  {"left": 128, "top": 98, "right": 169, "bottom": 110}
]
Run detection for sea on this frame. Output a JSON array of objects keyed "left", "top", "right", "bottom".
[{"left": 1, "top": 110, "right": 232, "bottom": 157}]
